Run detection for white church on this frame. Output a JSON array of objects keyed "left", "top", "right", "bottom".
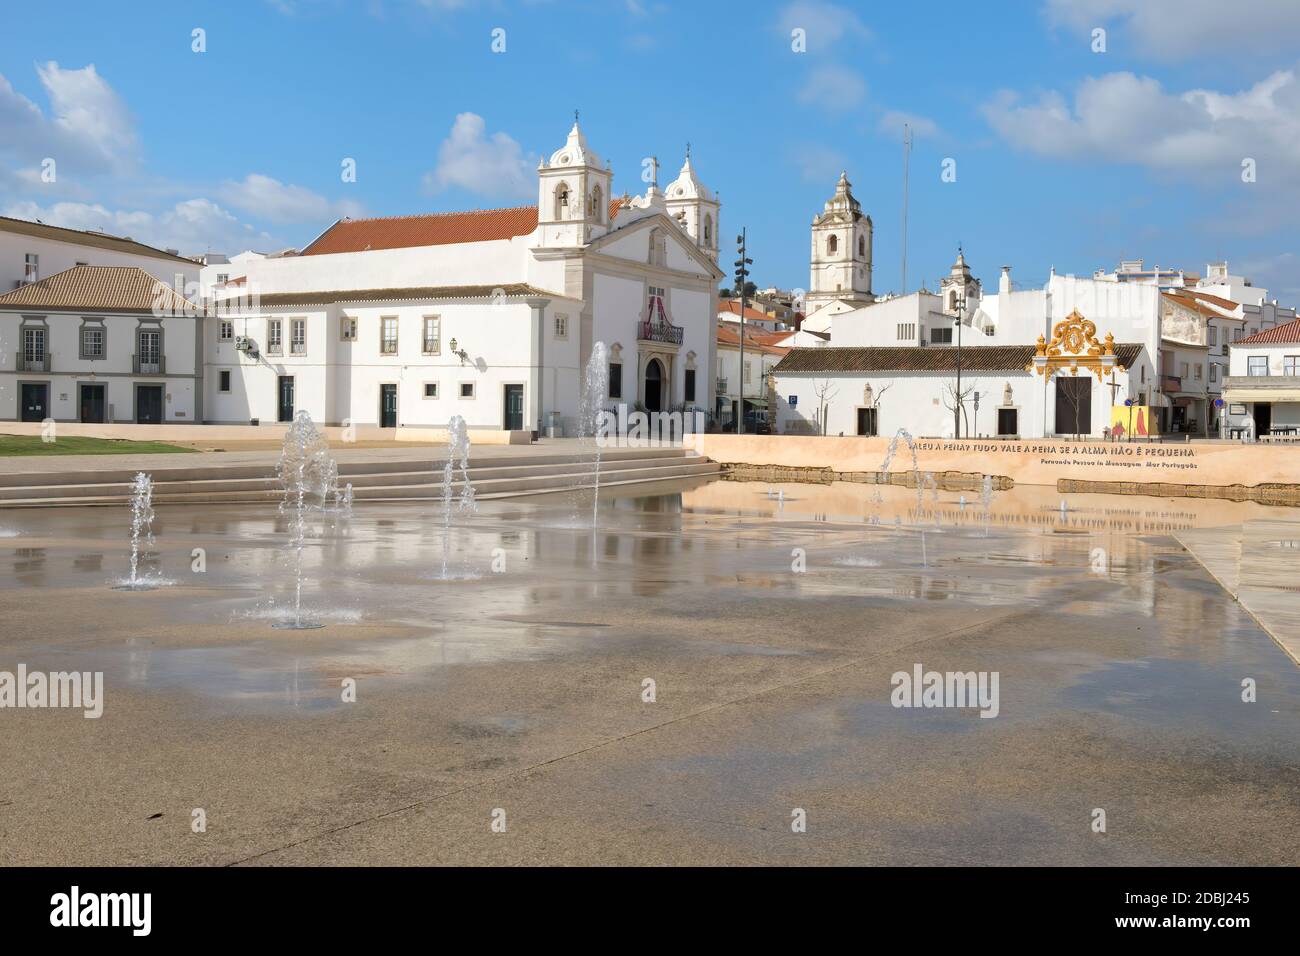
[
  {"left": 776, "top": 173, "right": 1160, "bottom": 440},
  {"left": 208, "top": 119, "right": 723, "bottom": 435}
]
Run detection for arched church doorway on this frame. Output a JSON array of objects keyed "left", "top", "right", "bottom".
[{"left": 644, "top": 358, "right": 665, "bottom": 413}]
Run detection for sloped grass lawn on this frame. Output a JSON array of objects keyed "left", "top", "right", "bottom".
[{"left": 0, "top": 435, "right": 197, "bottom": 457}]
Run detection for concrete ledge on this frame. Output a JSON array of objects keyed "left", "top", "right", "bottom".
[{"left": 687, "top": 433, "right": 1300, "bottom": 489}]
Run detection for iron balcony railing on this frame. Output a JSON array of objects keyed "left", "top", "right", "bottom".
[
  {"left": 715, "top": 377, "right": 728, "bottom": 394},
  {"left": 17, "top": 354, "right": 50, "bottom": 372},
  {"left": 638, "top": 319, "right": 684, "bottom": 345},
  {"left": 133, "top": 354, "right": 166, "bottom": 375}
]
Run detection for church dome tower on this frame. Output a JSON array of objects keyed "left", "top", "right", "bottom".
[
  {"left": 536, "top": 114, "right": 613, "bottom": 247},
  {"left": 664, "top": 145, "right": 720, "bottom": 263},
  {"left": 805, "top": 171, "right": 872, "bottom": 314},
  {"left": 940, "top": 246, "right": 981, "bottom": 315}
]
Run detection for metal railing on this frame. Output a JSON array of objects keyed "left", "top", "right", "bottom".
[
  {"left": 715, "top": 377, "right": 728, "bottom": 394},
  {"left": 638, "top": 320, "right": 684, "bottom": 345},
  {"left": 133, "top": 354, "right": 166, "bottom": 375},
  {"left": 16, "top": 354, "right": 49, "bottom": 372}
]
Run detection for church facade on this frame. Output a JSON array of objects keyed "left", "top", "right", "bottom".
[{"left": 207, "top": 121, "right": 722, "bottom": 435}]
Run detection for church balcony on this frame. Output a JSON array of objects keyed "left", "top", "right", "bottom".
[{"left": 638, "top": 320, "right": 684, "bottom": 346}]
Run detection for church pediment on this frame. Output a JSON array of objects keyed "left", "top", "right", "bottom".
[{"left": 587, "top": 213, "right": 722, "bottom": 279}]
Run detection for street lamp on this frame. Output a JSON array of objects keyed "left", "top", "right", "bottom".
[
  {"left": 734, "top": 229, "right": 752, "bottom": 434},
  {"left": 953, "top": 293, "right": 965, "bottom": 438}
]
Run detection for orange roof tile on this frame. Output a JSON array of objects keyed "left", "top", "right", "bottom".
[
  {"left": 1236, "top": 317, "right": 1300, "bottom": 344},
  {"left": 716, "top": 322, "right": 790, "bottom": 356},
  {"left": 302, "top": 206, "right": 540, "bottom": 255},
  {"left": 301, "top": 197, "right": 631, "bottom": 256},
  {"left": 0, "top": 265, "right": 202, "bottom": 315}
]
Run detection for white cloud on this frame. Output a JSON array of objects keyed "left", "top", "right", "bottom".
[
  {"left": 797, "top": 64, "right": 866, "bottom": 112},
  {"left": 982, "top": 69, "right": 1300, "bottom": 187},
  {"left": 878, "top": 110, "right": 941, "bottom": 140},
  {"left": 422, "top": 112, "right": 537, "bottom": 200},
  {"left": 0, "top": 63, "right": 138, "bottom": 175},
  {"left": 4, "top": 198, "right": 279, "bottom": 257},
  {"left": 778, "top": 1, "right": 871, "bottom": 52},
  {"left": 1044, "top": 0, "right": 1300, "bottom": 60},
  {"left": 220, "top": 173, "right": 364, "bottom": 224},
  {"left": 788, "top": 143, "right": 848, "bottom": 184}
]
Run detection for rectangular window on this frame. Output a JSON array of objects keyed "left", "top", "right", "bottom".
[
  {"left": 23, "top": 327, "right": 46, "bottom": 362},
  {"left": 1247, "top": 356, "right": 1268, "bottom": 376},
  {"left": 267, "top": 318, "right": 283, "bottom": 354},
  {"left": 219, "top": 320, "right": 233, "bottom": 341},
  {"left": 743, "top": 361, "right": 752, "bottom": 384},
  {"left": 1193, "top": 363, "right": 1202, "bottom": 380},
  {"left": 609, "top": 363, "right": 623, "bottom": 399},
  {"left": 1284, "top": 355, "right": 1300, "bottom": 376},
  {"left": 459, "top": 382, "right": 475, "bottom": 399},
  {"left": 80, "top": 327, "right": 104, "bottom": 359},
  {"left": 423, "top": 382, "right": 439, "bottom": 399},
  {"left": 137, "top": 329, "right": 161, "bottom": 373},
  {"left": 340, "top": 316, "right": 357, "bottom": 341},
  {"left": 219, "top": 370, "right": 231, "bottom": 393},
  {"left": 1208, "top": 326, "right": 1217, "bottom": 346},
  {"left": 423, "top": 315, "right": 440, "bottom": 354},
  {"left": 685, "top": 368, "right": 696, "bottom": 402},
  {"left": 930, "top": 327, "right": 953, "bottom": 344},
  {"left": 1210, "top": 363, "right": 1219, "bottom": 382},
  {"left": 896, "top": 323, "right": 915, "bottom": 341},
  {"left": 1180, "top": 362, "right": 1189, "bottom": 378},
  {"left": 1249, "top": 327, "right": 1258, "bottom": 337},
  {"left": 290, "top": 318, "right": 306, "bottom": 355},
  {"left": 381, "top": 316, "right": 398, "bottom": 354},
  {"left": 553, "top": 313, "right": 568, "bottom": 339},
  {"left": 24, "top": 253, "right": 37, "bottom": 282}
]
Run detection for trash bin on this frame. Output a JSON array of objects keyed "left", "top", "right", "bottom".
[{"left": 545, "top": 411, "right": 561, "bottom": 438}]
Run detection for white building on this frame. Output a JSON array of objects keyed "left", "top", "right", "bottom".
[
  {"left": 0, "top": 215, "right": 199, "bottom": 292},
  {"left": 209, "top": 121, "right": 723, "bottom": 434},
  {"left": 0, "top": 265, "right": 203, "bottom": 423},
  {"left": 1223, "top": 317, "right": 1300, "bottom": 438},
  {"left": 714, "top": 321, "right": 788, "bottom": 428}
]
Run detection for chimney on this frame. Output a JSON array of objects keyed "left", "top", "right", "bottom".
[{"left": 999, "top": 265, "right": 1011, "bottom": 295}]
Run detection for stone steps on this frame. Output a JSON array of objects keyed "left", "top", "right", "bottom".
[{"left": 0, "top": 449, "right": 721, "bottom": 508}]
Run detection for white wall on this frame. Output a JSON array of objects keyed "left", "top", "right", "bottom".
[{"left": 0, "top": 229, "right": 200, "bottom": 290}]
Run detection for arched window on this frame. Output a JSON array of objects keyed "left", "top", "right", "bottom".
[
  {"left": 948, "top": 291, "right": 958, "bottom": 312},
  {"left": 826, "top": 234, "right": 838, "bottom": 255},
  {"left": 554, "top": 183, "right": 570, "bottom": 220},
  {"left": 703, "top": 214, "right": 713, "bottom": 247},
  {"left": 589, "top": 184, "right": 603, "bottom": 221},
  {"left": 857, "top": 235, "right": 865, "bottom": 257}
]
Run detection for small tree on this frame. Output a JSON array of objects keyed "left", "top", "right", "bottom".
[
  {"left": 813, "top": 379, "right": 839, "bottom": 436},
  {"left": 941, "top": 379, "right": 976, "bottom": 437}
]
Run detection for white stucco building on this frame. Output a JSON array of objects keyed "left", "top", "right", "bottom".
[
  {"left": 1223, "top": 318, "right": 1300, "bottom": 438},
  {"left": 0, "top": 265, "right": 202, "bottom": 424},
  {"left": 209, "top": 121, "right": 722, "bottom": 434},
  {"left": 1, "top": 215, "right": 199, "bottom": 293}
]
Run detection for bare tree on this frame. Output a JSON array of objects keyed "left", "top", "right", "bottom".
[
  {"left": 1056, "top": 375, "right": 1088, "bottom": 439},
  {"left": 813, "top": 379, "right": 839, "bottom": 436},
  {"left": 940, "top": 379, "right": 976, "bottom": 437}
]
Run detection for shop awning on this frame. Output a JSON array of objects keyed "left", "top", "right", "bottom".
[{"left": 1222, "top": 388, "right": 1300, "bottom": 404}]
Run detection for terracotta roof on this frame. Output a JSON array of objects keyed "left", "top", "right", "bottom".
[
  {"left": 0, "top": 265, "right": 202, "bottom": 315},
  {"left": 302, "top": 207, "right": 540, "bottom": 255},
  {"left": 0, "top": 215, "right": 195, "bottom": 264},
  {"left": 1163, "top": 290, "right": 1242, "bottom": 321},
  {"left": 716, "top": 322, "right": 790, "bottom": 356},
  {"left": 300, "top": 197, "right": 632, "bottom": 256},
  {"left": 718, "top": 299, "right": 776, "bottom": 323},
  {"left": 1235, "top": 317, "right": 1300, "bottom": 344},
  {"left": 774, "top": 343, "right": 1145, "bottom": 374},
  {"left": 217, "top": 283, "right": 560, "bottom": 308}
]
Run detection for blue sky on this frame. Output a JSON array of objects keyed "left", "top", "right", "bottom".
[{"left": 2, "top": 0, "right": 1298, "bottom": 299}]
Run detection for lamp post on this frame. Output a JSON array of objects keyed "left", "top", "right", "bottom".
[
  {"left": 734, "top": 229, "right": 752, "bottom": 434},
  {"left": 953, "top": 293, "right": 965, "bottom": 438}
]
